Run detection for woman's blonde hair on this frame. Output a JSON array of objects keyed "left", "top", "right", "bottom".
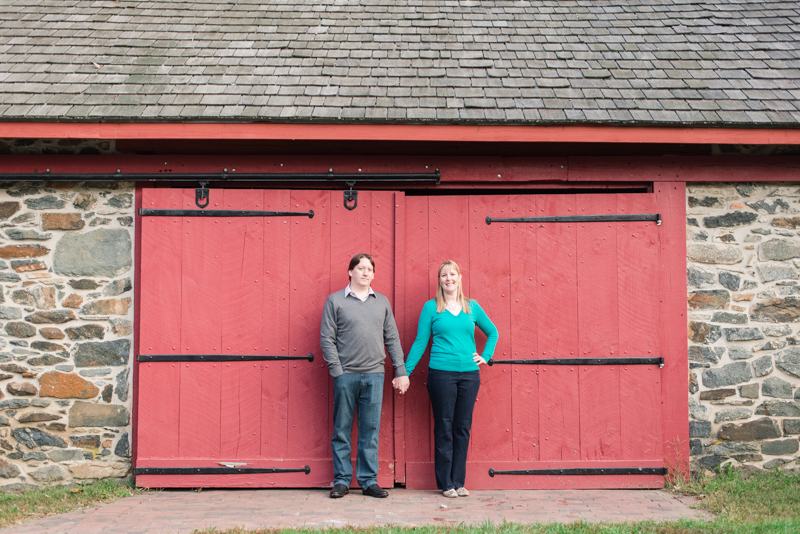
[{"left": 435, "top": 260, "right": 471, "bottom": 314}]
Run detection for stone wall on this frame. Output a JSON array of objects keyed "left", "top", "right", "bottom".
[
  {"left": 0, "top": 182, "right": 133, "bottom": 490},
  {"left": 688, "top": 183, "right": 800, "bottom": 474}
]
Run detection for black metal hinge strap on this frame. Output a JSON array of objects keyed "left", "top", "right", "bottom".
[
  {"left": 485, "top": 214, "right": 661, "bottom": 225},
  {"left": 139, "top": 209, "right": 314, "bottom": 218},
  {"left": 134, "top": 466, "right": 311, "bottom": 475},
  {"left": 489, "top": 467, "right": 667, "bottom": 477},
  {"left": 488, "top": 357, "right": 663, "bottom": 366},
  {"left": 137, "top": 353, "right": 314, "bottom": 363}
]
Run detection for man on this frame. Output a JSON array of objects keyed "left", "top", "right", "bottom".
[{"left": 320, "top": 253, "right": 410, "bottom": 498}]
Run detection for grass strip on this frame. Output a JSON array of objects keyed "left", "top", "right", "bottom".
[
  {"left": 188, "top": 470, "right": 800, "bottom": 534},
  {"left": 0, "top": 478, "right": 147, "bottom": 529},
  {"left": 674, "top": 467, "right": 800, "bottom": 523},
  {"left": 190, "top": 519, "right": 800, "bottom": 534}
]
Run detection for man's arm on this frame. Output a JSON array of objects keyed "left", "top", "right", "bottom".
[
  {"left": 320, "top": 296, "right": 344, "bottom": 377},
  {"left": 382, "top": 299, "right": 407, "bottom": 378}
]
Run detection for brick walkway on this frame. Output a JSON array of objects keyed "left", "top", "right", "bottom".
[{"left": 4, "top": 488, "right": 709, "bottom": 533}]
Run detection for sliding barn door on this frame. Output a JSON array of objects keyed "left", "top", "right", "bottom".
[
  {"left": 136, "top": 188, "right": 400, "bottom": 488},
  {"left": 401, "top": 192, "right": 676, "bottom": 489}
]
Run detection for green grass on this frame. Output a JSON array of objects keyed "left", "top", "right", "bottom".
[
  {"left": 189, "top": 469, "right": 800, "bottom": 534},
  {"left": 675, "top": 467, "right": 800, "bottom": 523},
  {"left": 0, "top": 478, "right": 147, "bottom": 529},
  {"left": 1, "top": 469, "right": 798, "bottom": 533},
  {"left": 190, "top": 520, "right": 799, "bottom": 534}
]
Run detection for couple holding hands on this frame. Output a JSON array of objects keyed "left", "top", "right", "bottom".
[{"left": 320, "top": 253, "right": 498, "bottom": 499}]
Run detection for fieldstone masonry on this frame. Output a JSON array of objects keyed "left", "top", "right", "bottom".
[
  {"left": 688, "top": 183, "right": 800, "bottom": 474},
  {"left": 0, "top": 181, "right": 133, "bottom": 490}
]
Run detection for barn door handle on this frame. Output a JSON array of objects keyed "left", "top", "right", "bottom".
[
  {"left": 195, "top": 182, "right": 210, "bottom": 208},
  {"left": 344, "top": 181, "right": 358, "bottom": 210}
]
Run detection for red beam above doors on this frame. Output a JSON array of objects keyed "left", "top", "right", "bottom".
[{"left": 3, "top": 122, "right": 800, "bottom": 145}]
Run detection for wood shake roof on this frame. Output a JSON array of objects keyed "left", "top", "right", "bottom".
[{"left": 1, "top": 0, "right": 799, "bottom": 125}]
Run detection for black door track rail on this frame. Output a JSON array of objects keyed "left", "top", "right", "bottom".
[{"left": 3, "top": 169, "right": 441, "bottom": 210}]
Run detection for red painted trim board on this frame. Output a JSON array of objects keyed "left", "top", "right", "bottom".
[
  {"left": 656, "top": 183, "right": 690, "bottom": 481},
  {"left": 131, "top": 184, "right": 143, "bottom": 466},
  {"left": 2, "top": 122, "right": 800, "bottom": 145}
]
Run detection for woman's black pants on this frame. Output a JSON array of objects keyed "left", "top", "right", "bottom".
[{"left": 426, "top": 368, "right": 481, "bottom": 491}]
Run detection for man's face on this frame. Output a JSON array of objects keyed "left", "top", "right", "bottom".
[{"left": 348, "top": 257, "right": 374, "bottom": 290}]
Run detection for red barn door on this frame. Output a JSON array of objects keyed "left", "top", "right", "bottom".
[
  {"left": 136, "top": 188, "right": 401, "bottom": 488},
  {"left": 401, "top": 190, "right": 685, "bottom": 489}
]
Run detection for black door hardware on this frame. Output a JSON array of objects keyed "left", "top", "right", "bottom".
[
  {"left": 137, "top": 353, "right": 314, "bottom": 363},
  {"left": 134, "top": 466, "right": 311, "bottom": 475},
  {"left": 344, "top": 181, "right": 358, "bottom": 210},
  {"left": 489, "top": 467, "right": 667, "bottom": 477},
  {"left": 486, "top": 214, "right": 661, "bottom": 225},
  {"left": 139, "top": 208, "right": 314, "bottom": 218},
  {"left": 488, "top": 357, "right": 663, "bottom": 367}
]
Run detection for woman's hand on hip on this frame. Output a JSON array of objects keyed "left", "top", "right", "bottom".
[{"left": 473, "top": 353, "right": 487, "bottom": 366}]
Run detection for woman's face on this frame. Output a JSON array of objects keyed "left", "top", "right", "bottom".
[{"left": 439, "top": 266, "right": 461, "bottom": 296}]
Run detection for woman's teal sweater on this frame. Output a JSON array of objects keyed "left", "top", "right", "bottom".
[{"left": 405, "top": 299, "right": 499, "bottom": 376}]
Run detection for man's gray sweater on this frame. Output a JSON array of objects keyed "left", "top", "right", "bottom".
[{"left": 320, "top": 290, "right": 406, "bottom": 378}]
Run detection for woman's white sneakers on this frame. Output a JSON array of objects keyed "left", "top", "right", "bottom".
[
  {"left": 442, "top": 489, "right": 458, "bottom": 498},
  {"left": 456, "top": 487, "right": 469, "bottom": 497}
]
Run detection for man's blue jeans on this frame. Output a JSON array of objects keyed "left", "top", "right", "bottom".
[{"left": 331, "top": 372, "right": 384, "bottom": 489}]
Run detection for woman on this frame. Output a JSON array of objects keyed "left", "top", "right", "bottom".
[{"left": 402, "top": 260, "right": 498, "bottom": 498}]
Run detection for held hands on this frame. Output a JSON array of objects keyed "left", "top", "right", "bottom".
[
  {"left": 392, "top": 376, "right": 410, "bottom": 395},
  {"left": 473, "top": 352, "right": 487, "bottom": 366}
]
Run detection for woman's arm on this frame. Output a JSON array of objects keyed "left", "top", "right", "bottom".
[
  {"left": 404, "top": 301, "right": 435, "bottom": 376},
  {"left": 473, "top": 301, "right": 499, "bottom": 361}
]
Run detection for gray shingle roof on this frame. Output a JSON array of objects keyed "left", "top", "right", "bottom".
[{"left": 1, "top": 0, "right": 800, "bottom": 126}]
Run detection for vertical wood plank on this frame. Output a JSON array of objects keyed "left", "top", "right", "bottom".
[
  {"left": 178, "top": 190, "right": 223, "bottom": 459},
  {"left": 404, "top": 196, "right": 431, "bottom": 464},
  {"left": 261, "top": 190, "right": 292, "bottom": 459},
  {"left": 656, "top": 182, "right": 689, "bottom": 476},
  {"left": 138, "top": 188, "right": 183, "bottom": 460},
  {"left": 509, "top": 194, "right": 539, "bottom": 461},
  {"left": 392, "top": 192, "right": 406, "bottom": 483},
  {"left": 618, "top": 192, "right": 662, "bottom": 460},
  {"left": 468, "top": 195, "right": 512, "bottom": 462},
  {"left": 220, "top": 190, "right": 263, "bottom": 458},
  {"left": 371, "top": 191, "right": 397, "bottom": 481},
  {"left": 537, "top": 194, "right": 580, "bottom": 461},
  {"left": 288, "top": 190, "right": 331, "bottom": 460},
  {"left": 577, "top": 194, "right": 621, "bottom": 461}
]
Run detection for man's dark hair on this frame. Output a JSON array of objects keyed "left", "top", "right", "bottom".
[{"left": 348, "top": 253, "right": 375, "bottom": 280}]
